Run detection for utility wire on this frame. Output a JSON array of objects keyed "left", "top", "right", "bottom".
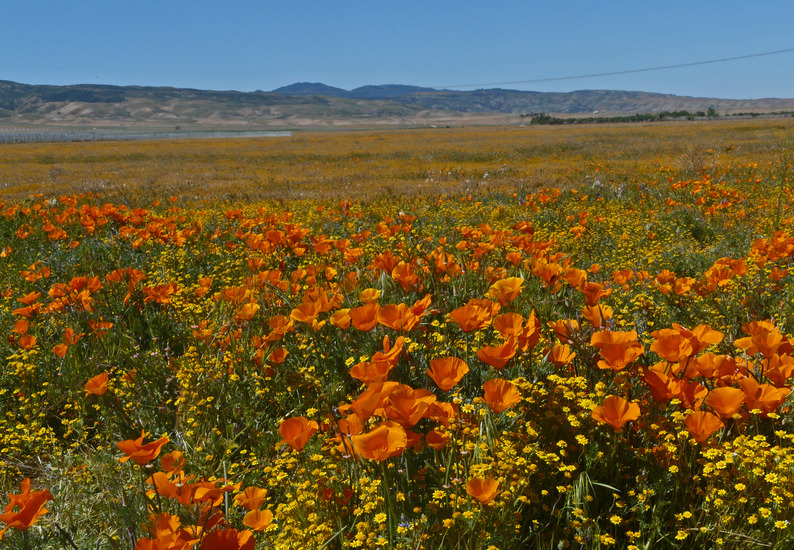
[{"left": 436, "top": 47, "right": 794, "bottom": 89}]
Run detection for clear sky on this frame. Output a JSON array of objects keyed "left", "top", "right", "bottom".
[{"left": 2, "top": 1, "right": 793, "bottom": 99}]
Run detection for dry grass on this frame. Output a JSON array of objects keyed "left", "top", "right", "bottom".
[{"left": 1, "top": 118, "right": 792, "bottom": 203}]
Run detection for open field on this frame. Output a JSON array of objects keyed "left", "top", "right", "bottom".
[{"left": 1, "top": 119, "right": 794, "bottom": 548}]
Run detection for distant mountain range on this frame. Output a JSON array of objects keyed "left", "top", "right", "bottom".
[{"left": 2, "top": 79, "right": 794, "bottom": 129}]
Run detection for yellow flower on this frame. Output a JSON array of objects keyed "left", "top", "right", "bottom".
[
  {"left": 675, "top": 530, "right": 689, "bottom": 540},
  {"left": 374, "top": 513, "right": 387, "bottom": 524}
]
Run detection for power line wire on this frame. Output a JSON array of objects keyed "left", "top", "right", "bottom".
[{"left": 436, "top": 47, "right": 794, "bottom": 89}]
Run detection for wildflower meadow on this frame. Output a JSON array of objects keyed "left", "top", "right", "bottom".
[{"left": 2, "top": 120, "right": 794, "bottom": 549}]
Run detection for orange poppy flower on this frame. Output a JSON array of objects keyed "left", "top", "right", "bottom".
[
  {"left": 425, "top": 401, "right": 458, "bottom": 427},
  {"left": 279, "top": 417, "right": 319, "bottom": 451},
  {"left": 482, "top": 378, "right": 521, "bottom": 413},
  {"left": 425, "top": 429, "right": 451, "bottom": 450},
  {"left": 487, "top": 277, "right": 524, "bottom": 305},
  {"left": 466, "top": 478, "right": 501, "bottom": 504},
  {"left": 704, "top": 387, "right": 745, "bottom": 418},
  {"left": 243, "top": 509, "right": 273, "bottom": 532},
  {"left": 492, "top": 313, "right": 524, "bottom": 338},
  {"left": 650, "top": 328, "right": 694, "bottom": 362},
  {"left": 18, "top": 334, "right": 36, "bottom": 350},
  {"left": 738, "top": 378, "right": 791, "bottom": 414},
  {"left": 580, "top": 281, "right": 612, "bottom": 306},
  {"left": 329, "top": 308, "right": 352, "bottom": 329},
  {"left": 200, "top": 528, "right": 255, "bottom": 550},
  {"left": 549, "top": 319, "right": 579, "bottom": 342},
  {"left": 350, "top": 382, "right": 400, "bottom": 421},
  {"left": 547, "top": 344, "right": 576, "bottom": 367},
  {"left": 290, "top": 301, "right": 322, "bottom": 324},
  {"left": 477, "top": 337, "right": 519, "bottom": 370},
  {"left": 383, "top": 385, "right": 437, "bottom": 427},
  {"left": 448, "top": 303, "right": 492, "bottom": 333},
  {"left": 684, "top": 411, "right": 724, "bottom": 443},
  {"left": 349, "top": 303, "right": 381, "bottom": 331},
  {"left": 0, "top": 478, "right": 54, "bottom": 537},
  {"left": 674, "top": 323, "right": 724, "bottom": 354},
  {"left": 590, "top": 330, "right": 644, "bottom": 371},
  {"left": 160, "top": 451, "right": 186, "bottom": 474},
  {"left": 734, "top": 320, "right": 784, "bottom": 357},
  {"left": 764, "top": 353, "right": 794, "bottom": 387},
  {"left": 591, "top": 395, "right": 640, "bottom": 431},
  {"left": 581, "top": 304, "right": 612, "bottom": 329},
  {"left": 518, "top": 310, "right": 542, "bottom": 351},
  {"left": 84, "top": 372, "right": 109, "bottom": 396},
  {"left": 378, "top": 303, "right": 420, "bottom": 332},
  {"left": 643, "top": 369, "right": 683, "bottom": 404},
  {"left": 234, "top": 486, "right": 268, "bottom": 511},
  {"left": 350, "top": 420, "right": 408, "bottom": 461},
  {"left": 117, "top": 431, "right": 170, "bottom": 466},
  {"left": 563, "top": 268, "right": 587, "bottom": 288},
  {"left": 391, "top": 261, "right": 419, "bottom": 291},
  {"left": 267, "top": 347, "right": 288, "bottom": 365},
  {"left": 427, "top": 357, "right": 469, "bottom": 391},
  {"left": 359, "top": 288, "right": 381, "bottom": 304},
  {"left": 52, "top": 343, "right": 69, "bottom": 358}
]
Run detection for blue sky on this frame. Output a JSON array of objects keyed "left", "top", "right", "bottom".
[{"left": 2, "top": 1, "right": 793, "bottom": 99}]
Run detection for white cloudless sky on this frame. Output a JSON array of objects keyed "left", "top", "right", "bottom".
[{"left": 2, "top": 1, "right": 793, "bottom": 99}]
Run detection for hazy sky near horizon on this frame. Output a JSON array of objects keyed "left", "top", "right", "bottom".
[{"left": 3, "top": 1, "right": 793, "bottom": 99}]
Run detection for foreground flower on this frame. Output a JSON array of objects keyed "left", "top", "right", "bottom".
[
  {"left": 243, "top": 509, "right": 274, "bottom": 531},
  {"left": 684, "top": 411, "right": 724, "bottom": 443},
  {"left": 427, "top": 356, "right": 469, "bottom": 391},
  {"left": 0, "top": 479, "right": 54, "bottom": 539},
  {"left": 704, "top": 386, "right": 745, "bottom": 418},
  {"left": 591, "top": 395, "right": 640, "bottom": 431},
  {"left": 279, "top": 416, "right": 319, "bottom": 451},
  {"left": 482, "top": 378, "right": 521, "bottom": 413},
  {"left": 201, "top": 528, "right": 255, "bottom": 550},
  {"left": 84, "top": 371, "right": 109, "bottom": 396},
  {"left": 350, "top": 420, "right": 407, "bottom": 461},
  {"left": 118, "top": 431, "right": 170, "bottom": 465},
  {"left": 466, "top": 478, "right": 501, "bottom": 504}
]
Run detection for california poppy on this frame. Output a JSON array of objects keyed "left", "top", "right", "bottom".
[
  {"left": 581, "top": 304, "right": 612, "bottom": 329},
  {"left": 477, "top": 337, "right": 519, "bottom": 370},
  {"left": 391, "top": 261, "right": 419, "bottom": 291},
  {"left": 234, "top": 486, "right": 268, "bottom": 511},
  {"left": 117, "top": 431, "right": 170, "bottom": 466},
  {"left": 650, "top": 328, "right": 693, "bottom": 362},
  {"left": 704, "top": 387, "right": 745, "bottom": 418},
  {"left": 378, "top": 303, "right": 420, "bottom": 332},
  {"left": 547, "top": 344, "right": 576, "bottom": 367},
  {"left": 279, "top": 417, "right": 319, "bottom": 451},
  {"left": 200, "top": 528, "right": 255, "bottom": 550},
  {"left": 684, "top": 411, "right": 724, "bottom": 443},
  {"left": 350, "top": 420, "right": 408, "bottom": 461},
  {"left": 0, "top": 479, "right": 54, "bottom": 537},
  {"left": 448, "top": 302, "right": 492, "bottom": 333},
  {"left": 466, "top": 478, "right": 501, "bottom": 504},
  {"left": 425, "top": 429, "right": 451, "bottom": 450},
  {"left": 383, "top": 385, "right": 437, "bottom": 427},
  {"left": 591, "top": 395, "right": 640, "bottom": 431},
  {"left": 349, "top": 303, "right": 381, "bottom": 331},
  {"left": 482, "top": 378, "right": 521, "bottom": 413},
  {"left": 590, "top": 330, "right": 644, "bottom": 371},
  {"left": 84, "top": 372, "right": 109, "bottom": 396},
  {"left": 243, "top": 509, "right": 273, "bottom": 532},
  {"left": 487, "top": 277, "right": 524, "bottom": 305},
  {"left": 427, "top": 357, "right": 469, "bottom": 391},
  {"left": 492, "top": 313, "right": 524, "bottom": 338},
  {"left": 580, "top": 281, "right": 612, "bottom": 306}
]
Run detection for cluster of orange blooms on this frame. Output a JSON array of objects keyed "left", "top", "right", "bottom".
[{"left": 1, "top": 153, "right": 794, "bottom": 548}]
